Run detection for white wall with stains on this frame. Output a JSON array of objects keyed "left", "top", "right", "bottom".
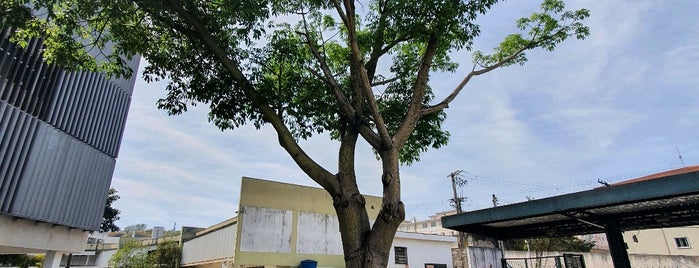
[{"left": 239, "top": 206, "right": 293, "bottom": 253}]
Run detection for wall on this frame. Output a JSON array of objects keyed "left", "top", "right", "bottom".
[
  {"left": 624, "top": 226, "right": 699, "bottom": 256},
  {"left": 235, "top": 177, "right": 383, "bottom": 267},
  {"left": 234, "top": 178, "right": 456, "bottom": 268},
  {"left": 182, "top": 221, "right": 237, "bottom": 266},
  {"left": 0, "top": 214, "right": 88, "bottom": 253},
  {"left": 389, "top": 232, "right": 456, "bottom": 268},
  {"left": 501, "top": 250, "right": 699, "bottom": 268}
]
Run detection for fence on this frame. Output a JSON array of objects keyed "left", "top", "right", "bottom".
[{"left": 502, "top": 254, "right": 585, "bottom": 268}]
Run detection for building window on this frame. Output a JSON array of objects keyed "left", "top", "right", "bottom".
[
  {"left": 422, "top": 223, "right": 427, "bottom": 228},
  {"left": 431, "top": 222, "right": 437, "bottom": 227},
  {"left": 675, "top": 237, "right": 690, "bottom": 248},
  {"left": 394, "top": 246, "right": 408, "bottom": 264}
]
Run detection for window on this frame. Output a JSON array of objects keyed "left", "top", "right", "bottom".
[
  {"left": 430, "top": 222, "right": 437, "bottom": 227},
  {"left": 394, "top": 246, "right": 408, "bottom": 264},
  {"left": 422, "top": 223, "right": 427, "bottom": 228},
  {"left": 675, "top": 237, "right": 690, "bottom": 248},
  {"left": 632, "top": 235, "right": 638, "bottom": 243}
]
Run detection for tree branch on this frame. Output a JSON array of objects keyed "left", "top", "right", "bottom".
[
  {"left": 340, "top": 1, "right": 393, "bottom": 150},
  {"left": 331, "top": 0, "right": 349, "bottom": 28},
  {"left": 298, "top": 17, "right": 383, "bottom": 149},
  {"left": 365, "top": 0, "right": 389, "bottom": 82},
  {"left": 370, "top": 76, "right": 400, "bottom": 87},
  {"left": 421, "top": 44, "right": 530, "bottom": 115},
  {"left": 392, "top": 34, "right": 440, "bottom": 147},
  {"left": 145, "top": 0, "right": 339, "bottom": 194}
]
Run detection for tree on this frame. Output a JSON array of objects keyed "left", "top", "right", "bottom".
[
  {"left": 101, "top": 187, "right": 122, "bottom": 232},
  {"left": 109, "top": 240, "right": 182, "bottom": 268},
  {"left": 1, "top": 1, "right": 589, "bottom": 267},
  {"left": 110, "top": 241, "right": 150, "bottom": 268},
  {"left": 506, "top": 236, "right": 596, "bottom": 253},
  {"left": 0, "top": 254, "right": 43, "bottom": 268},
  {"left": 123, "top": 224, "right": 148, "bottom": 232},
  {"left": 149, "top": 241, "right": 182, "bottom": 268}
]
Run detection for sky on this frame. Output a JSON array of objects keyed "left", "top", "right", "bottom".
[{"left": 110, "top": 0, "right": 699, "bottom": 230}]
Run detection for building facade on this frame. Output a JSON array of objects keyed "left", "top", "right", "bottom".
[
  {"left": 399, "top": 210, "right": 459, "bottom": 236},
  {"left": 180, "top": 178, "right": 457, "bottom": 268},
  {"left": 0, "top": 28, "right": 138, "bottom": 266}
]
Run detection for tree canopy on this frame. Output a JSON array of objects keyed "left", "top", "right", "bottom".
[
  {"left": 1, "top": 1, "right": 589, "bottom": 166},
  {"left": 109, "top": 240, "right": 182, "bottom": 268},
  {"left": 1, "top": 0, "right": 589, "bottom": 267},
  {"left": 100, "top": 187, "right": 121, "bottom": 232}
]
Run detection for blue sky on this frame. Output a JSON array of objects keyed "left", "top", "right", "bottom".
[{"left": 110, "top": 0, "right": 699, "bottom": 230}]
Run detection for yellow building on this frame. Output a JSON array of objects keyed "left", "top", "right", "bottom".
[
  {"left": 234, "top": 177, "right": 383, "bottom": 267},
  {"left": 181, "top": 177, "right": 457, "bottom": 268},
  {"left": 622, "top": 226, "right": 699, "bottom": 256}
]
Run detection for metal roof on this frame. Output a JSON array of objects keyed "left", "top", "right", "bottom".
[{"left": 442, "top": 166, "right": 699, "bottom": 240}]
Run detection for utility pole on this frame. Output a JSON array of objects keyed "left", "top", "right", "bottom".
[
  {"left": 449, "top": 170, "right": 466, "bottom": 215},
  {"left": 448, "top": 170, "right": 468, "bottom": 268},
  {"left": 493, "top": 194, "right": 506, "bottom": 265}
]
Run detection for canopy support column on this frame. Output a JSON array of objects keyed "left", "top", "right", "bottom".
[{"left": 605, "top": 222, "right": 631, "bottom": 268}]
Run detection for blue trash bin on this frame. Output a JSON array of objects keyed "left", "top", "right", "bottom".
[{"left": 300, "top": 259, "right": 318, "bottom": 268}]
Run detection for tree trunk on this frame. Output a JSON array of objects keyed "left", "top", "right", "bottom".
[{"left": 333, "top": 143, "right": 405, "bottom": 268}]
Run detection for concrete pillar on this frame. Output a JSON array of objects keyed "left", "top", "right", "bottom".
[{"left": 43, "top": 250, "right": 64, "bottom": 268}]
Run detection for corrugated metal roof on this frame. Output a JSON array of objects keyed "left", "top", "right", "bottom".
[{"left": 442, "top": 167, "right": 699, "bottom": 240}]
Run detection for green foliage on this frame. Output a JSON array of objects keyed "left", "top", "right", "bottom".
[
  {"left": 0, "top": 254, "right": 43, "bottom": 268},
  {"left": 473, "top": 0, "right": 589, "bottom": 67},
  {"left": 0, "top": 0, "right": 589, "bottom": 167},
  {"left": 123, "top": 223, "right": 148, "bottom": 232},
  {"left": 150, "top": 241, "right": 182, "bottom": 268},
  {"left": 110, "top": 241, "right": 150, "bottom": 268},
  {"left": 3, "top": 1, "right": 590, "bottom": 264},
  {"left": 109, "top": 241, "right": 182, "bottom": 268},
  {"left": 505, "top": 236, "right": 596, "bottom": 253},
  {"left": 101, "top": 187, "right": 121, "bottom": 232}
]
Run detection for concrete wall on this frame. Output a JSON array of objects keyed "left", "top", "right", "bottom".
[
  {"left": 623, "top": 226, "right": 699, "bottom": 256},
  {"left": 235, "top": 177, "right": 383, "bottom": 267},
  {"left": 234, "top": 177, "right": 456, "bottom": 268},
  {"left": 390, "top": 232, "right": 456, "bottom": 268},
  {"left": 500, "top": 250, "right": 699, "bottom": 268},
  {"left": 0, "top": 214, "right": 88, "bottom": 254}
]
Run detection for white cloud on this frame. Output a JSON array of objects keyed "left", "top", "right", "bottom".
[{"left": 539, "top": 106, "right": 643, "bottom": 151}]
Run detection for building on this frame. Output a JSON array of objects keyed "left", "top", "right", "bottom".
[
  {"left": 0, "top": 28, "right": 138, "bottom": 267},
  {"left": 623, "top": 226, "right": 699, "bottom": 256},
  {"left": 181, "top": 218, "right": 237, "bottom": 268},
  {"left": 180, "top": 177, "right": 457, "bottom": 268},
  {"left": 59, "top": 233, "right": 121, "bottom": 268},
  {"left": 400, "top": 211, "right": 459, "bottom": 236}
]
